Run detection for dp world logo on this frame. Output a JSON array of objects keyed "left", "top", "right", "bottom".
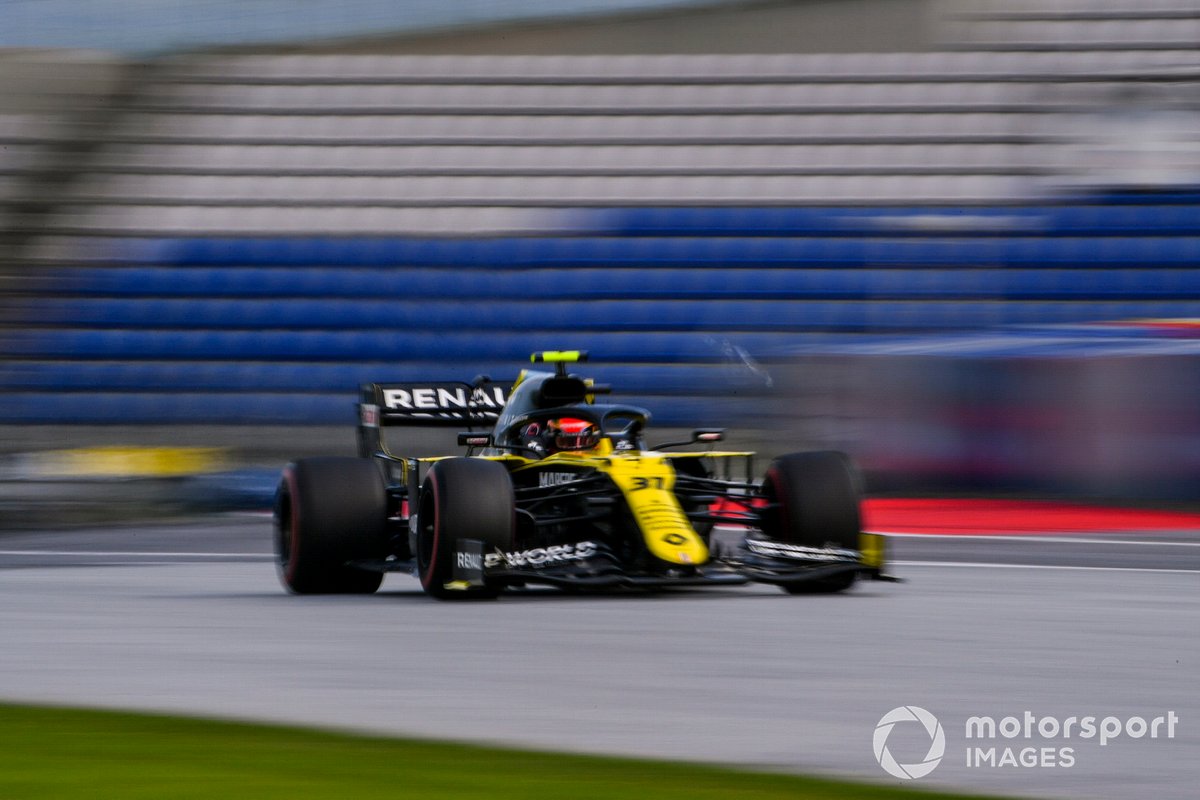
[{"left": 874, "top": 706, "right": 946, "bottom": 780}]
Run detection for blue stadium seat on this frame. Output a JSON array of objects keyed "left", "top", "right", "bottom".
[
  {"left": 135, "top": 235, "right": 1200, "bottom": 269},
  {"left": 12, "top": 194, "right": 1200, "bottom": 428},
  {"left": 45, "top": 265, "right": 1200, "bottom": 303},
  {"left": 0, "top": 390, "right": 755, "bottom": 426},
  {"left": 0, "top": 361, "right": 771, "bottom": 395}
]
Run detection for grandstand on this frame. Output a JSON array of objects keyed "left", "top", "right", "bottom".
[{"left": 1, "top": 0, "right": 1198, "bottom": 449}]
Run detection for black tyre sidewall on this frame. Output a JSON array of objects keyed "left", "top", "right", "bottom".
[
  {"left": 417, "top": 458, "right": 515, "bottom": 599},
  {"left": 275, "top": 457, "right": 387, "bottom": 594},
  {"left": 761, "top": 451, "right": 862, "bottom": 550},
  {"left": 759, "top": 451, "right": 863, "bottom": 594}
]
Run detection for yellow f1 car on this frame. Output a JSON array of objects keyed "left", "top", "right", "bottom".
[{"left": 275, "top": 351, "right": 893, "bottom": 599}]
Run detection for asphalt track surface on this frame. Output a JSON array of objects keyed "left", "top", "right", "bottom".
[{"left": 1, "top": 515, "right": 1197, "bottom": 800}]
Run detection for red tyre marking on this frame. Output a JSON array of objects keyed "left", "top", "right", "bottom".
[
  {"left": 283, "top": 466, "right": 301, "bottom": 585},
  {"left": 419, "top": 472, "right": 441, "bottom": 590}
]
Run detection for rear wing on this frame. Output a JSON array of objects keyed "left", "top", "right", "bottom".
[
  {"left": 357, "top": 381, "right": 511, "bottom": 458},
  {"left": 360, "top": 382, "right": 510, "bottom": 426}
]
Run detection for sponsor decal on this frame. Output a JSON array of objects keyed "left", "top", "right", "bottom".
[
  {"left": 455, "top": 551, "right": 482, "bottom": 571},
  {"left": 380, "top": 384, "right": 507, "bottom": 418},
  {"left": 451, "top": 539, "right": 486, "bottom": 586},
  {"left": 747, "top": 539, "right": 858, "bottom": 561},
  {"left": 538, "top": 472, "right": 580, "bottom": 487},
  {"left": 484, "top": 541, "right": 598, "bottom": 569},
  {"left": 359, "top": 404, "right": 379, "bottom": 427}
]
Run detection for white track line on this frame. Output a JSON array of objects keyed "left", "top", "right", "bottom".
[
  {"left": 893, "top": 560, "right": 1200, "bottom": 574},
  {"left": 0, "top": 550, "right": 271, "bottom": 559}
]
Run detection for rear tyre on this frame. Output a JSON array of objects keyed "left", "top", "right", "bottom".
[
  {"left": 275, "top": 457, "right": 387, "bottom": 594},
  {"left": 759, "top": 451, "right": 863, "bottom": 594},
  {"left": 416, "top": 458, "right": 515, "bottom": 600}
]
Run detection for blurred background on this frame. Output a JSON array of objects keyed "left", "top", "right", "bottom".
[{"left": 1, "top": 0, "right": 1199, "bottom": 520}]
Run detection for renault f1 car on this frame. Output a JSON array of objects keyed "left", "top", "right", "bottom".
[{"left": 274, "top": 351, "right": 893, "bottom": 599}]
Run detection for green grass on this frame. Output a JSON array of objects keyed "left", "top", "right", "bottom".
[{"left": 0, "top": 703, "right": 1009, "bottom": 800}]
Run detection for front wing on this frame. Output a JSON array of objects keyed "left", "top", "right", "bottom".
[{"left": 442, "top": 532, "right": 895, "bottom": 592}]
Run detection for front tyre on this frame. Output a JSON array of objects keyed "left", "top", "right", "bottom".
[
  {"left": 416, "top": 458, "right": 515, "bottom": 600},
  {"left": 275, "top": 457, "right": 387, "bottom": 594},
  {"left": 759, "top": 451, "right": 863, "bottom": 594}
]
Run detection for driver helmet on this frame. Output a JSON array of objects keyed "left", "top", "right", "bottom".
[{"left": 549, "top": 417, "right": 599, "bottom": 452}]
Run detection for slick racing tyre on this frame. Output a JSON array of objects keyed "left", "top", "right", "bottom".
[
  {"left": 416, "top": 458, "right": 515, "bottom": 600},
  {"left": 275, "top": 457, "right": 388, "bottom": 594},
  {"left": 759, "top": 451, "right": 863, "bottom": 594}
]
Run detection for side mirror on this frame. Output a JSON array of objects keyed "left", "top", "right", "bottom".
[
  {"left": 651, "top": 428, "right": 725, "bottom": 451},
  {"left": 457, "top": 433, "right": 492, "bottom": 448}
]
